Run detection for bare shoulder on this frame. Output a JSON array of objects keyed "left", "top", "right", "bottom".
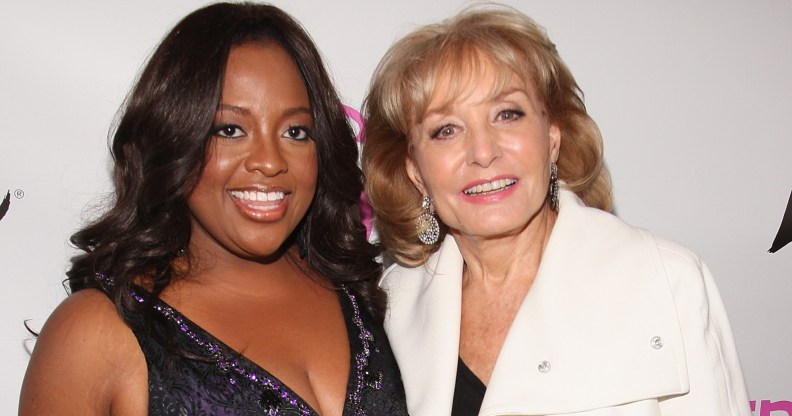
[{"left": 19, "top": 288, "right": 148, "bottom": 415}]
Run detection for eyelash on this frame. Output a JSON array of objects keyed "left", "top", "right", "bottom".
[
  {"left": 211, "top": 124, "right": 314, "bottom": 141},
  {"left": 497, "top": 108, "right": 525, "bottom": 121},
  {"left": 282, "top": 125, "right": 313, "bottom": 141},
  {"left": 212, "top": 123, "right": 244, "bottom": 139},
  {"left": 428, "top": 108, "right": 526, "bottom": 140},
  {"left": 430, "top": 124, "right": 456, "bottom": 140}
]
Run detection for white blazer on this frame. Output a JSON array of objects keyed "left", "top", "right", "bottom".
[{"left": 381, "top": 190, "right": 750, "bottom": 415}]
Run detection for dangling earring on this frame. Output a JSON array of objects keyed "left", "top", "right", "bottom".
[
  {"left": 417, "top": 195, "right": 440, "bottom": 245},
  {"left": 549, "top": 163, "right": 559, "bottom": 211}
]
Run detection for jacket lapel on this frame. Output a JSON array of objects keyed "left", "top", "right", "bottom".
[
  {"left": 383, "top": 190, "right": 689, "bottom": 415},
  {"left": 480, "top": 191, "right": 688, "bottom": 415},
  {"left": 381, "top": 237, "right": 464, "bottom": 416}
]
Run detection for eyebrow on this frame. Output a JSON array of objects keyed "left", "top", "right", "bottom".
[
  {"left": 216, "top": 104, "right": 313, "bottom": 117},
  {"left": 492, "top": 87, "right": 528, "bottom": 101},
  {"left": 423, "top": 87, "right": 528, "bottom": 119},
  {"left": 284, "top": 106, "right": 312, "bottom": 117},
  {"left": 217, "top": 103, "right": 250, "bottom": 116}
]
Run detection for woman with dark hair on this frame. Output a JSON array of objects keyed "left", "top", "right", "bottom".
[
  {"left": 363, "top": 4, "right": 748, "bottom": 415},
  {"left": 19, "top": 3, "right": 407, "bottom": 415}
]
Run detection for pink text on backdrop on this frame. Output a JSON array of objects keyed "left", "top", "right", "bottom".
[
  {"left": 343, "top": 105, "right": 374, "bottom": 239},
  {"left": 752, "top": 400, "right": 792, "bottom": 415}
]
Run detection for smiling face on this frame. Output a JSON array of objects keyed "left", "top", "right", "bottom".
[
  {"left": 187, "top": 42, "right": 317, "bottom": 261},
  {"left": 405, "top": 61, "right": 560, "bottom": 243}
]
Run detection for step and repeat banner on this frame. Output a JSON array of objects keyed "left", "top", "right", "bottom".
[{"left": 1, "top": 1, "right": 790, "bottom": 413}]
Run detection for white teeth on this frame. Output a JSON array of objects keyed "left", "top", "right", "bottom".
[
  {"left": 230, "top": 190, "right": 285, "bottom": 202},
  {"left": 463, "top": 178, "right": 516, "bottom": 195}
]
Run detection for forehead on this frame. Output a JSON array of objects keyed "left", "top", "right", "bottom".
[
  {"left": 225, "top": 42, "right": 297, "bottom": 80},
  {"left": 221, "top": 42, "right": 309, "bottom": 106},
  {"left": 417, "top": 52, "right": 539, "bottom": 121}
]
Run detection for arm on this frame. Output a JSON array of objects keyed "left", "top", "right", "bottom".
[{"left": 19, "top": 289, "right": 148, "bottom": 415}]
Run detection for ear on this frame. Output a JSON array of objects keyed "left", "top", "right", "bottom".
[
  {"left": 548, "top": 123, "right": 561, "bottom": 163},
  {"left": 405, "top": 156, "right": 427, "bottom": 195}
]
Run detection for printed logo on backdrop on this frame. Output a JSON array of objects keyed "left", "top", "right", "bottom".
[
  {"left": 758, "top": 190, "right": 792, "bottom": 414},
  {"left": 0, "top": 189, "right": 25, "bottom": 224},
  {"left": 0, "top": 190, "right": 10, "bottom": 222},
  {"left": 0, "top": 189, "right": 23, "bottom": 223},
  {"left": 343, "top": 105, "right": 374, "bottom": 240},
  {"left": 752, "top": 399, "right": 792, "bottom": 415},
  {"left": 768, "top": 189, "right": 792, "bottom": 253}
]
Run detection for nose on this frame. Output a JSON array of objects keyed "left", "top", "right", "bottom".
[
  {"left": 465, "top": 126, "right": 501, "bottom": 168},
  {"left": 244, "top": 135, "right": 287, "bottom": 176}
]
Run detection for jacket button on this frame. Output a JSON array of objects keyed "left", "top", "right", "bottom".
[
  {"left": 537, "top": 360, "right": 551, "bottom": 373},
  {"left": 650, "top": 336, "right": 664, "bottom": 349}
]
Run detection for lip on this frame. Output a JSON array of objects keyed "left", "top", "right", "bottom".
[
  {"left": 460, "top": 175, "right": 518, "bottom": 203},
  {"left": 228, "top": 186, "right": 290, "bottom": 222}
]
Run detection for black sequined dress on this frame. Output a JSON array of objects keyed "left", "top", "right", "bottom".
[{"left": 97, "top": 274, "right": 409, "bottom": 416}]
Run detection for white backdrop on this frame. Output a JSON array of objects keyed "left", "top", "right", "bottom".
[{"left": 1, "top": 1, "right": 790, "bottom": 414}]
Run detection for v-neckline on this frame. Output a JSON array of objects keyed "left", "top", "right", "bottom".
[{"left": 136, "top": 284, "right": 361, "bottom": 415}]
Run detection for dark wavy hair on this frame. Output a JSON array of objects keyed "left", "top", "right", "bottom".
[{"left": 67, "top": 3, "right": 385, "bottom": 326}]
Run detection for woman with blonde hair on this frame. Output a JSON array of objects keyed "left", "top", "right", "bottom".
[{"left": 363, "top": 4, "right": 748, "bottom": 415}]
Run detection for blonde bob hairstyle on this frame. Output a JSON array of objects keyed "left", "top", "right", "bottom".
[{"left": 362, "top": 4, "right": 612, "bottom": 265}]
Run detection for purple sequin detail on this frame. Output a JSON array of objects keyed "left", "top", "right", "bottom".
[
  {"left": 96, "top": 273, "right": 378, "bottom": 415},
  {"left": 149, "top": 301, "right": 314, "bottom": 413},
  {"left": 342, "top": 286, "right": 382, "bottom": 415}
]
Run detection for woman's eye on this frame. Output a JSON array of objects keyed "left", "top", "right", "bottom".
[
  {"left": 430, "top": 124, "right": 457, "bottom": 140},
  {"left": 496, "top": 109, "right": 525, "bottom": 122},
  {"left": 213, "top": 124, "right": 245, "bottom": 138},
  {"left": 282, "top": 125, "right": 312, "bottom": 140}
]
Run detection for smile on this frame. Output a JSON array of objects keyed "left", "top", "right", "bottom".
[
  {"left": 463, "top": 178, "right": 516, "bottom": 195},
  {"left": 229, "top": 190, "right": 285, "bottom": 202}
]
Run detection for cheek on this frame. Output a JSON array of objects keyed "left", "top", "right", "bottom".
[
  {"left": 199, "top": 142, "right": 237, "bottom": 180},
  {"left": 413, "top": 150, "right": 458, "bottom": 191},
  {"left": 187, "top": 148, "right": 240, "bottom": 210},
  {"left": 193, "top": 159, "right": 226, "bottom": 196},
  {"left": 298, "top": 150, "right": 319, "bottom": 196},
  {"left": 305, "top": 166, "right": 318, "bottom": 195},
  {"left": 508, "top": 132, "right": 551, "bottom": 167}
]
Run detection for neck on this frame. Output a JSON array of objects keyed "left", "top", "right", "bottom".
[
  {"left": 455, "top": 205, "right": 557, "bottom": 289},
  {"left": 176, "top": 244, "right": 322, "bottom": 301}
]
